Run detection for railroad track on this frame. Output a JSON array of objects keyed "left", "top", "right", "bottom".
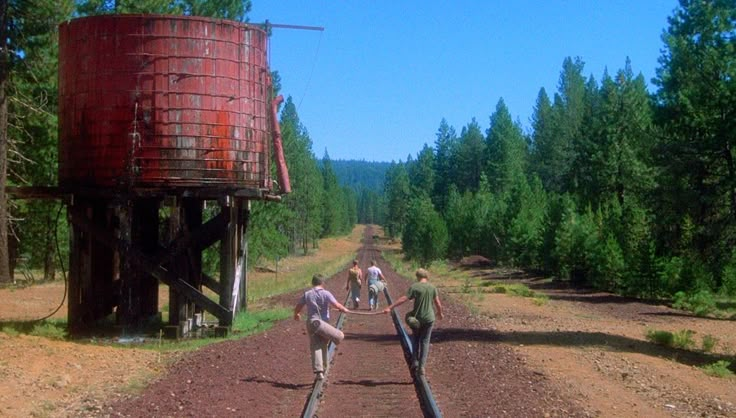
[{"left": 300, "top": 263, "right": 442, "bottom": 418}]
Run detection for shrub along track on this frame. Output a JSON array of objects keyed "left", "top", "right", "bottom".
[{"left": 108, "top": 227, "right": 586, "bottom": 417}]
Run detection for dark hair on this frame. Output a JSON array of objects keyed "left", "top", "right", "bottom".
[
  {"left": 352, "top": 259, "right": 358, "bottom": 266},
  {"left": 312, "top": 274, "right": 325, "bottom": 286}
]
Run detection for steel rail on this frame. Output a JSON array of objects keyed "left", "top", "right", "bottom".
[{"left": 383, "top": 287, "right": 443, "bottom": 418}]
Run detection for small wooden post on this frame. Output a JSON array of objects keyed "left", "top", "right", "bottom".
[{"left": 235, "top": 199, "right": 250, "bottom": 312}]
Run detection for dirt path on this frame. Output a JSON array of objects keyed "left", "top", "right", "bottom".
[{"left": 447, "top": 266, "right": 736, "bottom": 418}]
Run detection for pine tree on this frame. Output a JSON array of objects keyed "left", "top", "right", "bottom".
[
  {"left": 653, "top": 0, "right": 736, "bottom": 278},
  {"left": 279, "top": 97, "right": 323, "bottom": 254},
  {"left": 542, "top": 57, "right": 588, "bottom": 195},
  {"left": 408, "top": 144, "right": 435, "bottom": 199},
  {"left": 76, "top": 0, "right": 251, "bottom": 20},
  {"left": 321, "top": 151, "right": 346, "bottom": 237},
  {"left": 402, "top": 194, "right": 448, "bottom": 267},
  {"left": 593, "top": 59, "right": 655, "bottom": 207},
  {"left": 451, "top": 118, "right": 486, "bottom": 192},
  {"left": 0, "top": 0, "right": 76, "bottom": 282},
  {"left": 432, "top": 118, "right": 457, "bottom": 212},
  {"left": 486, "top": 98, "right": 528, "bottom": 194},
  {"left": 383, "top": 162, "right": 411, "bottom": 238},
  {"left": 530, "top": 88, "right": 554, "bottom": 183}
]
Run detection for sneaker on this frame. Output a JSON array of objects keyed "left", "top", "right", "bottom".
[{"left": 315, "top": 372, "right": 324, "bottom": 380}]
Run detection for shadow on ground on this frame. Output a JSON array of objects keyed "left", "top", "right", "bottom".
[
  {"left": 333, "top": 379, "right": 412, "bottom": 387},
  {"left": 433, "top": 327, "right": 735, "bottom": 370},
  {"left": 241, "top": 376, "right": 312, "bottom": 390}
]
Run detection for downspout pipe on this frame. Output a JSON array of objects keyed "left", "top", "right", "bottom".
[{"left": 270, "top": 95, "right": 291, "bottom": 194}]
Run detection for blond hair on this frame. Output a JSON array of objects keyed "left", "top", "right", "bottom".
[{"left": 415, "top": 268, "right": 429, "bottom": 279}]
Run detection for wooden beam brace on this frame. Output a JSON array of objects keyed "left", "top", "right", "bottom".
[
  {"left": 201, "top": 272, "right": 220, "bottom": 293},
  {"left": 149, "top": 267, "right": 231, "bottom": 323},
  {"left": 69, "top": 206, "right": 232, "bottom": 322},
  {"left": 69, "top": 205, "right": 228, "bottom": 267},
  {"left": 153, "top": 210, "right": 229, "bottom": 265}
]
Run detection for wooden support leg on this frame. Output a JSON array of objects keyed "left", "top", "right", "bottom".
[
  {"left": 68, "top": 199, "right": 115, "bottom": 335},
  {"left": 67, "top": 208, "right": 84, "bottom": 334},
  {"left": 167, "top": 201, "right": 182, "bottom": 327},
  {"left": 168, "top": 198, "right": 203, "bottom": 336},
  {"left": 219, "top": 198, "right": 236, "bottom": 326},
  {"left": 135, "top": 199, "right": 160, "bottom": 319},
  {"left": 118, "top": 198, "right": 160, "bottom": 329},
  {"left": 183, "top": 199, "right": 203, "bottom": 330}
]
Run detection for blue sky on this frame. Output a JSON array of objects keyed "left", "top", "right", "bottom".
[{"left": 249, "top": 1, "right": 678, "bottom": 163}]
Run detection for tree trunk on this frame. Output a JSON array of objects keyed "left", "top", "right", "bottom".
[
  {"left": 0, "top": 78, "right": 10, "bottom": 283},
  {"left": 0, "top": 0, "right": 11, "bottom": 283}
]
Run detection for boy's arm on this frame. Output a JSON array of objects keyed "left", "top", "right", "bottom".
[
  {"left": 331, "top": 300, "right": 351, "bottom": 314},
  {"left": 382, "top": 295, "right": 408, "bottom": 313},
  {"left": 293, "top": 302, "right": 305, "bottom": 320},
  {"left": 434, "top": 295, "right": 443, "bottom": 320}
]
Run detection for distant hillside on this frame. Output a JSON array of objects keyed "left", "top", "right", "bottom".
[{"left": 330, "top": 159, "right": 390, "bottom": 192}]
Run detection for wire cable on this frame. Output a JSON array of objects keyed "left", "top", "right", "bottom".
[
  {"left": 297, "top": 29, "right": 323, "bottom": 111},
  {"left": 26, "top": 202, "right": 67, "bottom": 323}
]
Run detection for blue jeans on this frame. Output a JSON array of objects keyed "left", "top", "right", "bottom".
[
  {"left": 411, "top": 321, "right": 434, "bottom": 369},
  {"left": 368, "top": 280, "right": 380, "bottom": 308}
]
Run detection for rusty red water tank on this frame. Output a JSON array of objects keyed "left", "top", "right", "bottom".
[{"left": 58, "top": 14, "right": 277, "bottom": 190}]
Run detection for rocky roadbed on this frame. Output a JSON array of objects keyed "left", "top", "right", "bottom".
[{"left": 1, "top": 234, "right": 735, "bottom": 416}]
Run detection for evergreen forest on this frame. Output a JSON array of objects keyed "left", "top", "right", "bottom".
[{"left": 2, "top": 1, "right": 736, "bottom": 316}]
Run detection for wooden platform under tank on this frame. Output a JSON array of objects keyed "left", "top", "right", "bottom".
[{"left": 7, "top": 185, "right": 265, "bottom": 337}]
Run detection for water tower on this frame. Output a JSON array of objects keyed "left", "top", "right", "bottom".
[{"left": 56, "top": 14, "right": 291, "bottom": 336}]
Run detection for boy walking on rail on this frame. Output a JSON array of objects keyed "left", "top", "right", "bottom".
[
  {"left": 383, "top": 268, "right": 443, "bottom": 376},
  {"left": 345, "top": 260, "right": 363, "bottom": 309},
  {"left": 366, "top": 260, "right": 387, "bottom": 311},
  {"left": 294, "top": 274, "right": 351, "bottom": 380}
]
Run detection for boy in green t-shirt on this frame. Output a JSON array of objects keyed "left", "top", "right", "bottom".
[{"left": 383, "top": 268, "right": 444, "bottom": 376}]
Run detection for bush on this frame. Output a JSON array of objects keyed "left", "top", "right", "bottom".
[
  {"left": 720, "top": 249, "right": 736, "bottom": 297},
  {"left": 30, "top": 321, "right": 67, "bottom": 340},
  {"left": 701, "top": 361, "right": 734, "bottom": 378},
  {"left": 673, "top": 290, "right": 717, "bottom": 317},
  {"left": 701, "top": 334, "right": 718, "bottom": 352},
  {"left": 646, "top": 329, "right": 674, "bottom": 346},
  {"left": 672, "top": 329, "right": 695, "bottom": 349}
]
